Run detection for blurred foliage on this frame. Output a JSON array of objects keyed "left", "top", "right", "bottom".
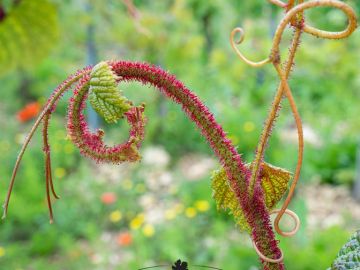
[
  {"left": 0, "top": 0, "right": 59, "bottom": 75},
  {"left": 0, "top": 0, "right": 359, "bottom": 269}
]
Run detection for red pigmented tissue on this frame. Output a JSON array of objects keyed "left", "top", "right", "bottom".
[
  {"left": 101, "top": 192, "right": 117, "bottom": 205},
  {"left": 17, "top": 102, "right": 41, "bottom": 122}
]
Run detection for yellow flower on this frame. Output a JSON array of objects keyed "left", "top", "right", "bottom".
[
  {"left": 142, "top": 224, "right": 155, "bottom": 237},
  {"left": 244, "top": 121, "right": 255, "bottom": 132},
  {"left": 109, "top": 210, "right": 122, "bottom": 223},
  {"left": 130, "top": 213, "right": 144, "bottom": 230},
  {"left": 195, "top": 200, "right": 210, "bottom": 212},
  {"left": 0, "top": 246, "right": 5, "bottom": 257},
  {"left": 55, "top": 168, "right": 66, "bottom": 179},
  {"left": 185, "top": 207, "right": 197, "bottom": 218},
  {"left": 164, "top": 209, "right": 176, "bottom": 220}
]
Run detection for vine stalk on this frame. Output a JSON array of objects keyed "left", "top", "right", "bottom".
[
  {"left": 231, "top": 0, "right": 357, "bottom": 267},
  {"left": 1, "top": 1, "right": 357, "bottom": 269}
]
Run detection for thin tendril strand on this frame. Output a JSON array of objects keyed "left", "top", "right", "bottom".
[
  {"left": 252, "top": 208, "right": 300, "bottom": 263},
  {"left": 257, "top": 0, "right": 357, "bottom": 239},
  {"left": 122, "top": 0, "right": 151, "bottom": 37},
  {"left": 43, "top": 113, "right": 60, "bottom": 200},
  {"left": 271, "top": 0, "right": 357, "bottom": 59},
  {"left": 268, "top": 0, "right": 287, "bottom": 8},
  {"left": 272, "top": 208, "right": 300, "bottom": 236},
  {"left": 242, "top": 32, "right": 304, "bottom": 266},
  {"left": 267, "top": 0, "right": 296, "bottom": 9},
  {"left": 286, "top": 0, "right": 296, "bottom": 11},
  {"left": 248, "top": 8, "right": 304, "bottom": 200},
  {"left": 273, "top": 63, "right": 303, "bottom": 237},
  {"left": 230, "top": 28, "right": 272, "bottom": 68},
  {"left": 250, "top": 0, "right": 303, "bottom": 260},
  {"left": 2, "top": 69, "right": 90, "bottom": 220},
  {"left": 45, "top": 152, "right": 54, "bottom": 224},
  {"left": 253, "top": 239, "right": 284, "bottom": 264},
  {"left": 232, "top": 0, "right": 304, "bottom": 262},
  {"left": 244, "top": 0, "right": 357, "bottom": 262},
  {"left": 251, "top": 6, "right": 304, "bottom": 241},
  {"left": 231, "top": 0, "right": 309, "bottom": 68},
  {"left": 248, "top": 0, "right": 356, "bottom": 214},
  {"left": 43, "top": 112, "right": 60, "bottom": 224}
]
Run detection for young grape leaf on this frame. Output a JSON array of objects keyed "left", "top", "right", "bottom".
[
  {"left": 89, "top": 61, "right": 132, "bottom": 124},
  {"left": 211, "top": 162, "right": 292, "bottom": 232}
]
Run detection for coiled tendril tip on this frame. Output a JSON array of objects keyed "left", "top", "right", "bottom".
[
  {"left": 230, "top": 27, "right": 271, "bottom": 68},
  {"left": 272, "top": 208, "right": 300, "bottom": 237}
]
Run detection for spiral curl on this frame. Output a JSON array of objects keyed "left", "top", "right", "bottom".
[{"left": 67, "top": 73, "right": 146, "bottom": 164}]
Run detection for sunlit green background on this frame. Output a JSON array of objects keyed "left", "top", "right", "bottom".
[{"left": 0, "top": 0, "right": 360, "bottom": 269}]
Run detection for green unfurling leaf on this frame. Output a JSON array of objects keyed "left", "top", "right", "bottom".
[
  {"left": 89, "top": 62, "right": 132, "bottom": 124},
  {"left": 211, "top": 162, "right": 292, "bottom": 232},
  {"left": 328, "top": 231, "right": 360, "bottom": 270}
]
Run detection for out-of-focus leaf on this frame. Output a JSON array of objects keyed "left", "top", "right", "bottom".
[{"left": 0, "top": 0, "right": 59, "bottom": 75}]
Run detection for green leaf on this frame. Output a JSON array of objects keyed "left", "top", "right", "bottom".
[
  {"left": 253, "top": 162, "right": 292, "bottom": 209},
  {"left": 329, "top": 231, "right": 360, "bottom": 270},
  {"left": 211, "top": 167, "right": 251, "bottom": 232},
  {"left": 211, "top": 162, "right": 292, "bottom": 232},
  {"left": 89, "top": 61, "right": 132, "bottom": 124},
  {"left": 0, "top": 0, "right": 59, "bottom": 75}
]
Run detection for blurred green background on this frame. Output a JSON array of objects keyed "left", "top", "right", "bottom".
[{"left": 0, "top": 0, "right": 359, "bottom": 269}]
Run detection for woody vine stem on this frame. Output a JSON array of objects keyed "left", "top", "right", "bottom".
[{"left": 1, "top": 1, "right": 357, "bottom": 269}]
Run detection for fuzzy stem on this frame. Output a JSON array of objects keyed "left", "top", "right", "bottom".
[
  {"left": 43, "top": 112, "right": 60, "bottom": 200},
  {"left": 2, "top": 69, "right": 90, "bottom": 219},
  {"left": 110, "top": 61, "right": 284, "bottom": 269},
  {"left": 43, "top": 112, "right": 61, "bottom": 224}
]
